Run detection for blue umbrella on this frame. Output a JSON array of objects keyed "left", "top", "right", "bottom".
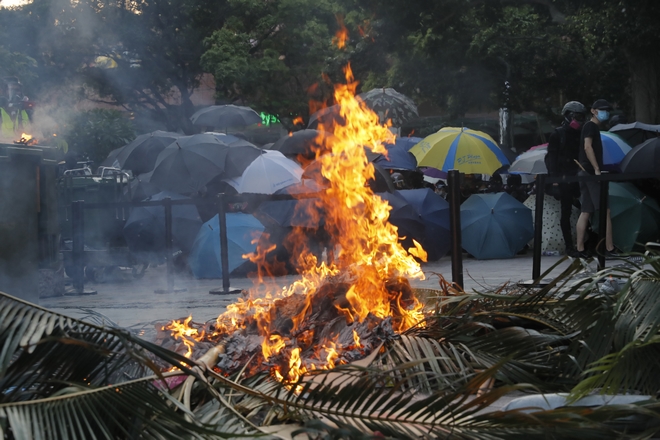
[
  {"left": 188, "top": 213, "right": 264, "bottom": 278},
  {"left": 460, "top": 193, "right": 533, "bottom": 259},
  {"left": 374, "top": 137, "right": 422, "bottom": 171},
  {"left": 601, "top": 132, "right": 632, "bottom": 166},
  {"left": 123, "top": 191, "right": 202, "bottom": 257},
  {"left": 374, "top": 146, "right": 417, "bottom": 171},
  {"left": 377, "top": 191, "right": 426, "bottom": 250},
  {"left": 397, "top": 188, "right": 451, "bottom": 261}
]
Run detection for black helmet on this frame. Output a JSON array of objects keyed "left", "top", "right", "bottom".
[{"left": 561, "top": 101, "right": 587, "bottom": 116}]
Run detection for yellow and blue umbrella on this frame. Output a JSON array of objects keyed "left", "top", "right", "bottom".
[{"left": 410, "top": 127, "right": 509, "bottom": 175}]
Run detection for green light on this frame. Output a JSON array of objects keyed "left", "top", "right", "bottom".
[{"left": 260, "top": 112, "right": 280, "bottom": 126}]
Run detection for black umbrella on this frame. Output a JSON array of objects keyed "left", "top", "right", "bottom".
[
  {"left": 111, "top": 131, "right": 181, "bottom": 175},
  {"left": 123, "top": 191, "right": 203, "bottom": 257},
  {"left": 307, "top": 105, "right": 344, "bottom": 131},
  {"left": 357, "top": 88, "right": 419, "bottom": 127},
  {"left": 150, "top": 133, "right": 262, "bottom": 195},
  {"left": 376, "top": 191, "right": 426, "bottom": 249},
  {"left": 190, "top": 105, "right": 262, "bottom": 129},
  {"left": 620, "top": 137, "right": 660, "bottom": 174},
  {"left": 268, "top": 129, "right": 337, "bottom": 160},
  {"left": 101, "top": 147, "right": 123, "bottom": 169},
  {"left": 254, "top": 199, "right": 324, "bottom": 229},
  {"left": 609, "top": 122, "right": 660, "bottom": 147},
  {"left": 126, "top": 171, "right": 161, "bottom": 202}
]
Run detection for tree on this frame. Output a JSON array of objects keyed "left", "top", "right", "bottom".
[
  {"left": 201, "top": 0, "right": 354, "bottom": 127},
  {"left": 64, "top": 109, "right": 135, "bottom": 166},
  {"left": 0, "top": 0, "right": 228, "bottom": 134}
]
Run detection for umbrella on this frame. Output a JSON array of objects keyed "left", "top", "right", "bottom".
[
  {"left": 460, "top": 192, "right": 534, "bottom": 259},
  {"left": 254, "top": 199, "right": 324, "bottom": 229},
  {"left": 591, "top": 182, "right": 660, "bottom": 252},
  {"left": 126, "top": 170, "right": 161, "bottom": 201},
  {"left": 150, "top": 133, "right": 262, "bottom": 194},
  {"left": 268, "top": 129, "right": 337, "bottom": 160},
  {"left": 410, "top": 127, "right": 510, "bottom": 175},
  {"left": 307, "top": 105, "right": 344, "bottom": 131},
  {"left": 509, "top": 147, "right": 548, "bottom": 174},
  {"left": 123, "top": 191, "right": 203, "bottom": 257},
  {"left": 619, "top": 137, "right": 660, "bottom": 174},
  {"left": 600, "top": 131, "right": 632, "bottom": 166},
  {"left": 101, "top": 147, "right": 123, "bottom": 169},
  {"left": 523, "top": 195, "right": 579, "bottom": 252},
  {"left": 109, "top": 130, "right": 181, "bottom": 175},
  {"left": 190, "top": 105, "right": 262, "bottom": 129},
  {"left": 609, "top": 121, "right": 660, "bottom": 147},
  {"left": 275, "top": 178, "right": 326, "bottom": 195},
  {"left": 374, "top": 139, "right": 419, "bottom": 171},
  {"left": 188, "top": 213, "right": 264, "bottom": 278},
  {"left": 357, "top": 88, "right": 419, "bottom": 127},
  {"left": 376, "top": 191, "right": 426, "bottom": 249},
  {"left": 422, "top": 167, "right": 448, "bottom": 179},
  {"left": 397, "top": 188, "right": 451, "bottom": 261},
  {"left": 302, "top": 157, "right": 395, "bottom": 193},
  {"left": 224, "top": 150, "right": 303, "bottom": 194}
]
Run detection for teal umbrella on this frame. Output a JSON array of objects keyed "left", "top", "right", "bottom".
[
  {"left": 460, "top": 193, "right": 534, "bottom": 259},
  {"left": 592, "top": 182, "right": 660, "bottom": 252}
]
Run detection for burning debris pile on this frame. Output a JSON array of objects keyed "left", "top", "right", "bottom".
[
  {"left": 158, "top": 63, "right": 428, "bottom": 383},
  {"left": 13, "top": 132, "right": 38, "bottom": 146}
]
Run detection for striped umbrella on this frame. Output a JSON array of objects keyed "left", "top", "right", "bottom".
[
  {"left": 601, "top": 131, "right": 632, "bottom": 166},
  {"left": 410, "top": 127, "right": 510, "bottom": 175}
]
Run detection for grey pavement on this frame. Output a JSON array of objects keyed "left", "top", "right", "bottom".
[{"left": 40, "top": 253, "right": 579, "bottom": 330}]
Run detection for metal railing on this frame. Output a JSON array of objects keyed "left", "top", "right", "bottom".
[{"left": 64, "top": 170, "right": 659, "bottom": 295}]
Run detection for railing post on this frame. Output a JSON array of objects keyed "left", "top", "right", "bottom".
[
  {"left": 597, "top": 178, "right": 609, "bottom": 270},
  {"left": 532, "top": 174, "right": 546, "bottom": 280},
  {"left": 70, "top": 200, "right": 96, "bottom": 295},
  {"left": 163, "top": 197, "right": 174, "bottom": 292},
  {"left": 448, "top": 170, "right": 464, "bottom": 289},
  {"left": 71, "top": 200, "right": 85, "bottom": 293},
  {"left": 210, "top": 194, "right": 241, "bottom": 295}
]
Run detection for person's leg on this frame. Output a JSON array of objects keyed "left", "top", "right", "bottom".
[
  {"left": 559, "top": 185, "right": 574, "bottom": 251},
  {"left": 606, "top": 208, "right": 615, "bottom": 252},
  {"left": 576, "top": 211, "right": 591, "bottom": 252}
]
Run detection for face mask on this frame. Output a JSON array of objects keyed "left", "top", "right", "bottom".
[
  {"left": 597, "top": 110, "right": 610, "bottom": 122},
  {"left": 569, "top": 120, "right": 582, "bottom": 130}
]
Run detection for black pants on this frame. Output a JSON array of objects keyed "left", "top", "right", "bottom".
[{"left": 557, "top": 182, "right": 579, "bottom": 249}]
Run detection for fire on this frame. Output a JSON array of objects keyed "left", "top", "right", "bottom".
[
  {"left": 333, "top": 17, "right": 348, "bottom": 49},
  {"left": 292, "top": 116, "right": 304, "bottom": 126},
  {"left": 163, "top": 316, "right": 205, "bottom": 358},
  {"left": 163, "top": 39, "right": 429, "bottom": 384},
  {"left": 14, "top": 133, "right": 38, "bottom": 146}
]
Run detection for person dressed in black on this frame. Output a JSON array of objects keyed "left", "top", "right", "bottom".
[{"left": 544, "top": 101, "right": 586, "bottom": 255}]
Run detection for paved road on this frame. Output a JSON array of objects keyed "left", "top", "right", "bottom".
[{"left": 41, "top": 254, "right": 580, "bottom": 329}]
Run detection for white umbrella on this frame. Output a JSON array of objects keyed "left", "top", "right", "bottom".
[
  {"left": 523, "top": 195, "right": 579, "bottom": 253},
  {"left": 225, "top": 150, "right": 303, "bottom": 194},
  {"left": 509, "top": 148, "right": 548, "bottom": 174}
]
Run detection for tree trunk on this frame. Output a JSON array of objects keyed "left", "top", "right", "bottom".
[{"left": 628, "top": 52, "right": 660, "bottom": 124}]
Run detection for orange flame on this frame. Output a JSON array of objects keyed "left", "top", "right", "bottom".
[
  {"left": 163, "top": 316, "right": 205, "bottom": 358},
  {"left": 333, "top": 16, "right": 348, "bottom": 49},
  {"left": 292, "top": 116, "right": 304, "bottom": 126},
  {"left": 166, "top": 57, "right": 428, "bottom": 384}
]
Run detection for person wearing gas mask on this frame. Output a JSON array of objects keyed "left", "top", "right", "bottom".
[
  {"left": 544, "top": 101, "right": 586, "bottom": 256},
  {"left": 574, "top": 99, "right": 617, "bottom": 259}
]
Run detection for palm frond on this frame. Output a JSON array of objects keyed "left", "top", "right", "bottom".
[
  {"left": 0, "top": 291, "right": 197, "bottom": 403},
  {"left": 0, "top": 374, "right": 235, "bottom": 439}
]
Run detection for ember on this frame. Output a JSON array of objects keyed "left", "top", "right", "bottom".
[
  {"left": 14, "top": 133, "right": 38, "bottom": 146},
  {"left": 162, "top": 45, "right": 428, "bottom": 383}
]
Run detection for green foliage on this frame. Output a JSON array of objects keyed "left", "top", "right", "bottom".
[
  {"left": 0, "top": 46, "right": 36, "bottom": 84},
  {"left": 64, "top": 109, "right": 135, "bottom": 166},
  {"left": 202, "top": 0, "right": 346, "bottom": 125}
]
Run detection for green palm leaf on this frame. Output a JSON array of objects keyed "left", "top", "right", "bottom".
[{"left": 0, "top": 374, "right": 229, "bottom": 439}]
